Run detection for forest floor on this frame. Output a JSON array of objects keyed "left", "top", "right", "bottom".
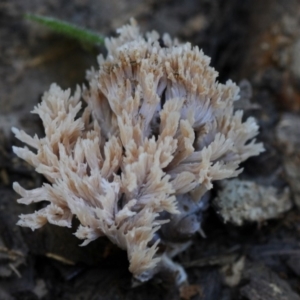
[{"left": 1, "top": 0, "right": 300, "bottom": 299}]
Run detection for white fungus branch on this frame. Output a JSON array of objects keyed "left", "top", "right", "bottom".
[{"left": 12, "top": 19, "right": 264, "bottom": 283}]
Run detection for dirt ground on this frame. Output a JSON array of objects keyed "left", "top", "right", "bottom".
[{"left": 1, "top": 0, "right": 300, "bottom": 299}]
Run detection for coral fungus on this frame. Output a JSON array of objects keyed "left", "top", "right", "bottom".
[{"left": 12, "top": 20, "right": 264, "bottom": 284}]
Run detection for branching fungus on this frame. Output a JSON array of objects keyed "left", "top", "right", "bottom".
[{"left": 12, "top": 20, "right": 264, "bottom": 284}]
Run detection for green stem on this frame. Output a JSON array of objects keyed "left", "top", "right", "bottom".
[{"left": 25, "top": 13, "right": 105, "bottom": 45}]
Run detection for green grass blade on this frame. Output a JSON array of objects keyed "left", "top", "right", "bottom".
[{"left": 25, "top": 13, "right": 105, "bottom": 45}]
